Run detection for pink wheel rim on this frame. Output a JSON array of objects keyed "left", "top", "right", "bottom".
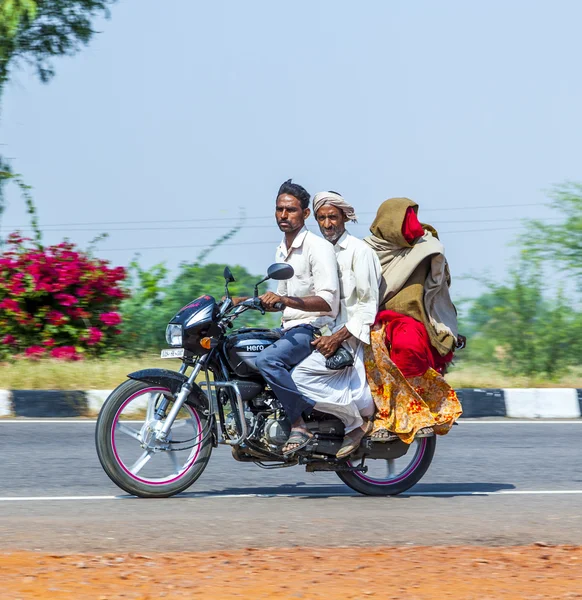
[
  {"left": 111, "top": 386, "right": 203, "bottom": 485},
  {"left": 348, "top": 438, "right": 427, "bottom": 485}
]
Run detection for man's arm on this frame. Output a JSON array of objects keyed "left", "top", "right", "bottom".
[
  {"left": 260, "top": 292, "right": 331, "bottom": 312},
  {"left": 342, "top": 246, "right": 381, "bottom": 342},
  {"left": 260, "top": 239, "right": 339, "bottom": 313},
  {"left": 312, "top": 245, "right": 380, "bottom": 357}
]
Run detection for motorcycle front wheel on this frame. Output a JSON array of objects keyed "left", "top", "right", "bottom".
[
  {"left": 95, "top": 379, "right": 212, "bottom": 498},
  {"left": 337, "top": 436, "right": 436, "bottom": 496}
]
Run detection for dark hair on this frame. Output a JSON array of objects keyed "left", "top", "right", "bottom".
[{"left": 277, "top": 179, "right": 310, "bottom": 209}]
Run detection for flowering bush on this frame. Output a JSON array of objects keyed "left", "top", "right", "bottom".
[{"left": 0, "top": 233, "right": 127, "bottom": 360}]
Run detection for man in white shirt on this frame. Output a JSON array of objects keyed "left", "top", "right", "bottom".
[
  {"left": 255, "top": 180, "right": 340, "bottom": 455},
  {"left": 291, "top": 191, "right": 381, "bottom": 458}
]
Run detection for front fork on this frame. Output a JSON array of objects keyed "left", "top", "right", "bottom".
[{"left": 153, "top": 357, "right": 206, "bottom": 442}]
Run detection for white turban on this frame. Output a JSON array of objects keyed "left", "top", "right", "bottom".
[{"left": 312, "top": 191, "right": 358, "bottom": 222}]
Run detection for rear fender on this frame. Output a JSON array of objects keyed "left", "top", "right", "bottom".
[{"left": 127, "top": 368, "right": 210, "bottom": 412}]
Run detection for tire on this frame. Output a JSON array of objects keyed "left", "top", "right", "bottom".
[
  {"left": 95, "top": 379, "right": 212, "bottom": 498},
  {"left": 337, "top": 436, "right": 436, "bottom": 496}
]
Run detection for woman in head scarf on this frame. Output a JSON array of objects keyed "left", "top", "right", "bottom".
[{"left": 363, "top": 198, "right": 464, "bottom": 443}]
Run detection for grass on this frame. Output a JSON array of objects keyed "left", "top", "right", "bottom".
[
  {"left": 1, "top": 357, "right": 582, "bottom": 390},
  {"left": 446, "top": 363, "right": 582, "bottom": 389},
  {"left": 0, "top": 356, "right": 184, "bottom": 390}
]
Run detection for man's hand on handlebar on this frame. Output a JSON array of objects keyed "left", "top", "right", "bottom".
[{"left": 259, "top": 292, "right": 286, "bottom": 311}]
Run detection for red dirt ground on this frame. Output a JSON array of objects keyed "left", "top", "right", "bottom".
[{"left": 1, "top": 545, "right": 582, "bottom": 599}]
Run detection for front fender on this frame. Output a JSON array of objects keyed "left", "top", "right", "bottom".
[
  {"left": 128, "top": 368, "right": 187, "bottom": 395},
  {"left": 127, "top": 368, "right": 209, "bottom": 412}
]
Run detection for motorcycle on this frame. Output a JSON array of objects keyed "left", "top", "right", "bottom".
[{"left": 95, "top": 263, "right": 436, "bottom": 498}]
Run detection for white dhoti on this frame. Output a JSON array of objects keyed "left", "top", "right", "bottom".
[{"left": 291, "top": 341, "right": 375, "bottom": 433}]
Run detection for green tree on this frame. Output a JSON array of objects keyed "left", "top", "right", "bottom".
[
  {"left": 0, "top": 0, "right": 116, "bottom": 90},
  {"left": 460, "top": 259, "right": 580, "bottom": 379},
  {"left": 524, "top": 182, "right": 582, "bottom": 283},
  {"left": 119, "top": 261, "right": 278, "bottom": 354}
]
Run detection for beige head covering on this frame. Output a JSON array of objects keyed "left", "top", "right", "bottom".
[
  {"left": 312, "top": 191, "right": 358, "bottom": 222},
  {"left": 365, "top": 197, "right": 458, "bottom": 355}
]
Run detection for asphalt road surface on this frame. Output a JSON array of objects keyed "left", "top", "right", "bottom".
[{"left": 1, "top": 420, "right": 581, "bottom": 552}]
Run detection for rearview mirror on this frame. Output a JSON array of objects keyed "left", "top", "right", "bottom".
[
  {"left": 223, "top": 267, "right": 235, "bottom": 283},
  {"left": 267, "top": 263, "right": 294, "bottom": 281}
]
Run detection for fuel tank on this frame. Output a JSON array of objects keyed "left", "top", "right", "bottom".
[{"left": 224, "top": 328, "right": 280, "bottom": 377}]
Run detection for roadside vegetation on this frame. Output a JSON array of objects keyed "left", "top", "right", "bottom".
[{"left": 2, "top": 358, "right": 582, "bottom": 391}]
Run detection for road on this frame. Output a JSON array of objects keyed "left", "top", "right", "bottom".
[{"left": 1, "top": 420, "right": 581, "bottom": 552}]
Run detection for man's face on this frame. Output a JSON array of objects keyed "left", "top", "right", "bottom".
[
  {"left": 316, "top": 204, "right": 347, "bottom": 243},
  {"left": 276, "top": 194, "right": 309, "bottom": 234}
]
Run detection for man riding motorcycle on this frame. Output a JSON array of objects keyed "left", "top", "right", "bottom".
[
  {"left": 292, "top": 191, "right": 382, "bottom": 458},
  {"left": 253, "top": 179, "right": 340, "bottom": 455}
]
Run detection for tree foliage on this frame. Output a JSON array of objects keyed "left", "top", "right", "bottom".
[
  {"left": 457, "top": 180, "right": 582, "bottom": 379},
  {"left": 0, "top": 0, "right": 116, "bottom": 89},
  {"left": 523, "top": 182, "right": 582, "bottom": 283},
  {"left": 460, "top": 258, "right": 581, "bottom": 379}
]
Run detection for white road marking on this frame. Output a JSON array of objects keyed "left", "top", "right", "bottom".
[{"left": 1, "top": 489, "right": 582, "bottom": 502}]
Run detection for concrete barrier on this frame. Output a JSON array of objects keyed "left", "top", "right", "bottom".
[{"left": 0, "top": 388, "right": 581, "bottom": 418}]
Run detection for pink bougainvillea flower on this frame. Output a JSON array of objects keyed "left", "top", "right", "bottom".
[
  {"left": 84, "top": 327, "right": 103, "bottom": 346},
  {"left": 0, "top": 298, "right": 20, "bottom": 312},
  {"left": 47, "top": 310, "right": 67, "bottom": 326},
  {"left": 25, "top": 346, "right": 45, "bottom": 358},
  {"left": 50, "top": 346, "right": 82, "bottom": 361},
  {"left": 55, "top": 293, "right": 78, "bottom": 307},
  {"left": 99, "top": 312, "right": 122, "bottom": 326},
  {"left": 0, "top": 234, "right": 126, "bottom": 361}
]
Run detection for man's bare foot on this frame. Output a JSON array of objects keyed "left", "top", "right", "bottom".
[
  {"left": 282, "top": 427, "right": 313, "bottom": 456},
  {"left": 336, "top": 420, "right": 373, "bottom": 459}
]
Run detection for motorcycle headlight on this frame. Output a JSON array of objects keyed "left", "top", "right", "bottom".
[{"left": 165, "top": 324, "right": 183, "bottom": 347}]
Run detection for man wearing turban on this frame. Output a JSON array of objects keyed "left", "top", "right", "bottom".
[{"left": 291, "top": 191, "right": 382, "bottom": 458}]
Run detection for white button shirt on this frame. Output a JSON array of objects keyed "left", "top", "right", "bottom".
[
  {"left": 333, "top": 231, "right": 381, "bottom": 344},
  {"left": 275, "top": 227, "right": 339, "bottom": 330}
]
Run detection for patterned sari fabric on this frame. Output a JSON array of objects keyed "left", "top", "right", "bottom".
[{"left": 363, "top": 323, "right": 463, "bottom": 444}]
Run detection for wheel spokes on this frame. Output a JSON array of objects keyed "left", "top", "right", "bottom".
[
  {"left": 166, "top": 450, "right": 182, "bottom": 476},
  {"left": 146, "top": 393, "right": 158, "bottom": 422},
  {"left": 172, "top": 418, "right": 194, "bottom": 430},
  {"left": 130, "top": 450, "right": 153, "bottom": 475},
  {"left": 116, "top": 422, "right": 141, "bottom": 441},
  {"left": 387, "top": 459, "right": 396, "bottom": 479}
]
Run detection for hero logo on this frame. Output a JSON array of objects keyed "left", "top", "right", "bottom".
[{"left": 245, "top": 344, "right": 265, "bottom": 352}]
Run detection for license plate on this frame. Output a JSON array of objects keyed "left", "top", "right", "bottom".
[{"left": 160, "top": 348, "right": 185, "bottom": 359}]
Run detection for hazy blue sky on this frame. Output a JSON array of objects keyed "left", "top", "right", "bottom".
[{"left": 2, "top": 0, "right": 581, "bottom": 302}]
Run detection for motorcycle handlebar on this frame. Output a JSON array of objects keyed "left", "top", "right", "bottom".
[{"left": 234, "top": 298, "right": 284, "bottom": 314}]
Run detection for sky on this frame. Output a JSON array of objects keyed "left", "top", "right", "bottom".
[{"left": 1, "top": 0, "right": 581, "bottom": 304}]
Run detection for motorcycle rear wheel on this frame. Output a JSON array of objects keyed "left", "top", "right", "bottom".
[
  {"left": 337, "top": 436, "right": 436, "bottom": 496},
  {"left": 95, "top": 379, "right": 212, "bottom": 498}
]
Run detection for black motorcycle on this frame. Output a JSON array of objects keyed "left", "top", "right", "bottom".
[{"left": 95, "top": 264, "right": 435, "bottom": 498}]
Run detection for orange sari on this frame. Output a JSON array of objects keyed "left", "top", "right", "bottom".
[{"left": 364, "top": 322, "right": 463, "bottom": 444}]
